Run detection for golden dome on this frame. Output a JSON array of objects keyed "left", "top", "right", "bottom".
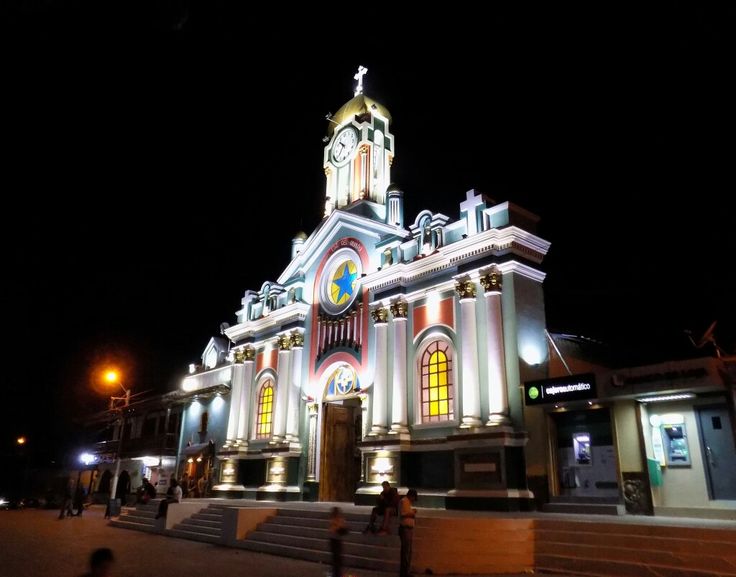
[{"left": 328, "top": 94, "right": 391, "bottom": 136}]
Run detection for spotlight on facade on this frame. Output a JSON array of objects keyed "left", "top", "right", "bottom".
[{"left": 79, "top": 453, "right": 95, "bottom": 466}]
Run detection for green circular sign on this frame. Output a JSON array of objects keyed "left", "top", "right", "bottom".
[{"left": 528, "top": 386, "right": 539, "bottom": 400}]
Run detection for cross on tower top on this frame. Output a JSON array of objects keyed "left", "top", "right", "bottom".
[{"left": 354, "top": 65, "right": 368, "bottom": 96}]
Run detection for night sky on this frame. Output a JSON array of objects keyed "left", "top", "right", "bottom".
[{"left": 3, "top": 4, "right": 733, "bottom": 470}]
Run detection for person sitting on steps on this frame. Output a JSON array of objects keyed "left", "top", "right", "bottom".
[
  {"left": 364, "top": 481, "right": 399, "bottom": 535},
  {"left": 155, "top": 478, "right": 182, "bottom": 519}
]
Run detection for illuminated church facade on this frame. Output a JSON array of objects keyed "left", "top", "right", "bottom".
[{"left": 179, "top": 71, "right": 551, "bottom": 509}]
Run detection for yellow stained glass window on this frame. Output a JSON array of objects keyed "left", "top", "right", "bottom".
[
  {"left": 256, "top": 380, "right": 275, "bottom": 439},
  {"left": 420, "top": 341, "right": 454, "bottom": 423}
]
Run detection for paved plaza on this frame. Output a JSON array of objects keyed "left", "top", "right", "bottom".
[{"left": 0, "top": 506, "right": 545, "bottom": 577}]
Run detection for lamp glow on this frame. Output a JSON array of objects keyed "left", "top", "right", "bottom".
[
  {"left": 520, "top": 343, "right": 544, "bottom": 366},
  {"left": 79, "top": 453, "right": 95, "bottom": 466},
  {"left": 104, "top": 370, "right": 119, "bottom": 384},
  {"left": 17, "top": 436, "right": 26, "bottom": 445}
]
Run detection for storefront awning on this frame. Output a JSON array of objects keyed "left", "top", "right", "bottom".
[{"left": 182, "top": 442, "right": 212, "bottom": 456}]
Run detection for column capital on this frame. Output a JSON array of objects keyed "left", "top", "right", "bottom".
[
  {"left": 371, "top": 307, "right": 389, "bottom": 324},
  {"left": 234, "top": 346, "right": 255, "bottom": 363},
  {"left": 455, "top": 279, "right": 477, "bottom": 300},
  {"left": 277, "top": 334, "right": 292, "bottom": 351},
  {"left": 389, "top": 300, "right": 408, "bottom": 319},
  {"left": 290, "top": 330, "right": 304, "bottom": 348},
  {"left": 480, "top": 268, "right": 503, "bottom": 294}
]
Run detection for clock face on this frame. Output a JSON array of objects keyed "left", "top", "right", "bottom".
[{"left": 332, "top": 128, "right": 358, "bottom": 164}]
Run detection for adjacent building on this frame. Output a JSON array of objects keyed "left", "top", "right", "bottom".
[{"left": 523, "top": 334, "right": 736, "bottom": 518}]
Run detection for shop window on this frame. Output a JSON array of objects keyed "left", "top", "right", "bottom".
[
  {"left": 420, "top": 340, "right": 454, "bottom": 422},
  {"left": 256, "top": 379, "right": 275, "bottom": 439}
]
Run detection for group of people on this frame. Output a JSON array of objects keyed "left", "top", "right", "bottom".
[
  {"left": 330, "top": 482, "right": 418, "bottom": 577},
  {"left": 59, "top": 479, "right": 87, "bottom": 519},
  {"left": 179, "top": 473, "right": 209, "bottom": 499}
]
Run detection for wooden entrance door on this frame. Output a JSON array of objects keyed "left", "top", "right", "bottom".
[{"left": 319, "top": 403, "right": 359, "bottom": 502}]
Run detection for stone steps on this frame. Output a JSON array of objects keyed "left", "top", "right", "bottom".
[
  {"left": 110, "top": 500, "right": 163, "bottom": 532},
  {"left": 170, "top": 504, "right": 224, "bottom": 544},
  {"left": 535, "top": 519, "right": 736, "bottom": 577},
  {"left": 167, "top": 528, "right": 223, "bottom": 545},
  {"left": 109, "top": 518, "right": 160, "bottom": 533},
  {"left": 241, "top": 509, "right": 399, "bottom": 573},
  {"left": 542, "top": 502, "right": 625, "bottom": 515}
]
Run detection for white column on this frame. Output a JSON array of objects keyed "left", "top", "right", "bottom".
[
  {"left": 286, "top": 332, "right": 303, "bottom": 443},
  {"left": 390, "top": 301, "right": 409, "bottom": 434},
  {"left": 481, "top": 270, "right": 511, "bottom": 425},
  {"left": 306, "top": 403, "right": 319, "bottom": 481},
  {"left": 237, "top": 349, "right": 255, "bottom": 442},
  {"left": 369, "top": 307, "right": 389, "bottom": 435},
  {"left": 456, "top": 280, "right": 482, "bottom": 427},
  {"left": 273, "top": 336, "right": 291, "bottom": 441},
  {"left": 226, "top": 362, "right": 244, "bottom": 444}
]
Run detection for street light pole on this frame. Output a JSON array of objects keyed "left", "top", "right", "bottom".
[{"left": 105, "top": 372, "right": 130, "bottom": 516}]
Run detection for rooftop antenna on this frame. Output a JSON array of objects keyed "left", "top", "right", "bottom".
[{"left": 685, "top": 321, "right": 724, "bottom": 358}]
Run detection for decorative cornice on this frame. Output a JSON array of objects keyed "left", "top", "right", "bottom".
[
  {"left": 390, "top": 300, "right": 408, "bottom": 319},
  {"left": 454, "top": 280, "right": 477, "bottom": 300},
  {"left": 224, "top": 302, "right": 310, "bottom": 342},
  {"left": 480, "top": 267, "right": 503, "bottom": 294},
  {"left": 277, "top": 211, "right": 410, "bottom": 284},
  {"left": 371, "top": 307, "right": 389, "bottom": 324},
  {"left": 361, "top": 228, "right": 548, "bottom": 295}
]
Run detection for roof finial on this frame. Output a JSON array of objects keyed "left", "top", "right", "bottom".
[{"left": 354, "top": 65, "right": 368, "bottom": 97}]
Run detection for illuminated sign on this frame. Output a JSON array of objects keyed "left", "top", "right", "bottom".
[{"left": 524, "top": 373, "right": 597, "bottom": 406}]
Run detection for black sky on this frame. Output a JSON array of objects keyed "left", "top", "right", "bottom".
[{"left": 2, "top": 3, "right": 734, "bottom": 463}]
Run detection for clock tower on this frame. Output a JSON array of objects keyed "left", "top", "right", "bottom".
[{"left": 323, "top": 66, "right": 394, "bottom": 219}]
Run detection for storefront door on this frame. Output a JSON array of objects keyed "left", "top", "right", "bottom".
[
  {"left": 698, "top": 406, "right": 736, "bottom": 500},
  {"left": 553, "top": 408, "right": 619, "bottom": 499}
]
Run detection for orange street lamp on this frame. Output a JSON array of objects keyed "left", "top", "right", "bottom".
[
  {"left": 101, "top": 368, "right": 131, "bottom": 518},
  {"left": 103, "top": 369, "right": 130, "bottom": 409},
  {"left": 17, "top": 436, "right": 26, "bottom": 445}
]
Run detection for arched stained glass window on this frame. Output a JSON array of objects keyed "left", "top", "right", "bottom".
[
  {"left": 256, "top": 380, "right": 275, "bottom": 439},
  {"left": 420, "top": 341, "right": 454, "bottom": 422}
]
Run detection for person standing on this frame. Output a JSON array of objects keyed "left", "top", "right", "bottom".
[
  {"left": 398, "top": 489, "right": 418, "bottom": 577},
  {"left": 59, "top": 479, "right": 74, "bottom": 520},
  {"left": 329, "top": 507, "right": 348, "bottom": 577},
  {"left": 73, "top": 482, "right": 86, "bottom": 517},
  {"left": 197, "top": 475, "right": 207, "bottom": 499}
]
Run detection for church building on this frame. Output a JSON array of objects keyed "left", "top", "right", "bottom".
[{"left": 178, "top": 69, "right": 551, "bottom": 510}]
